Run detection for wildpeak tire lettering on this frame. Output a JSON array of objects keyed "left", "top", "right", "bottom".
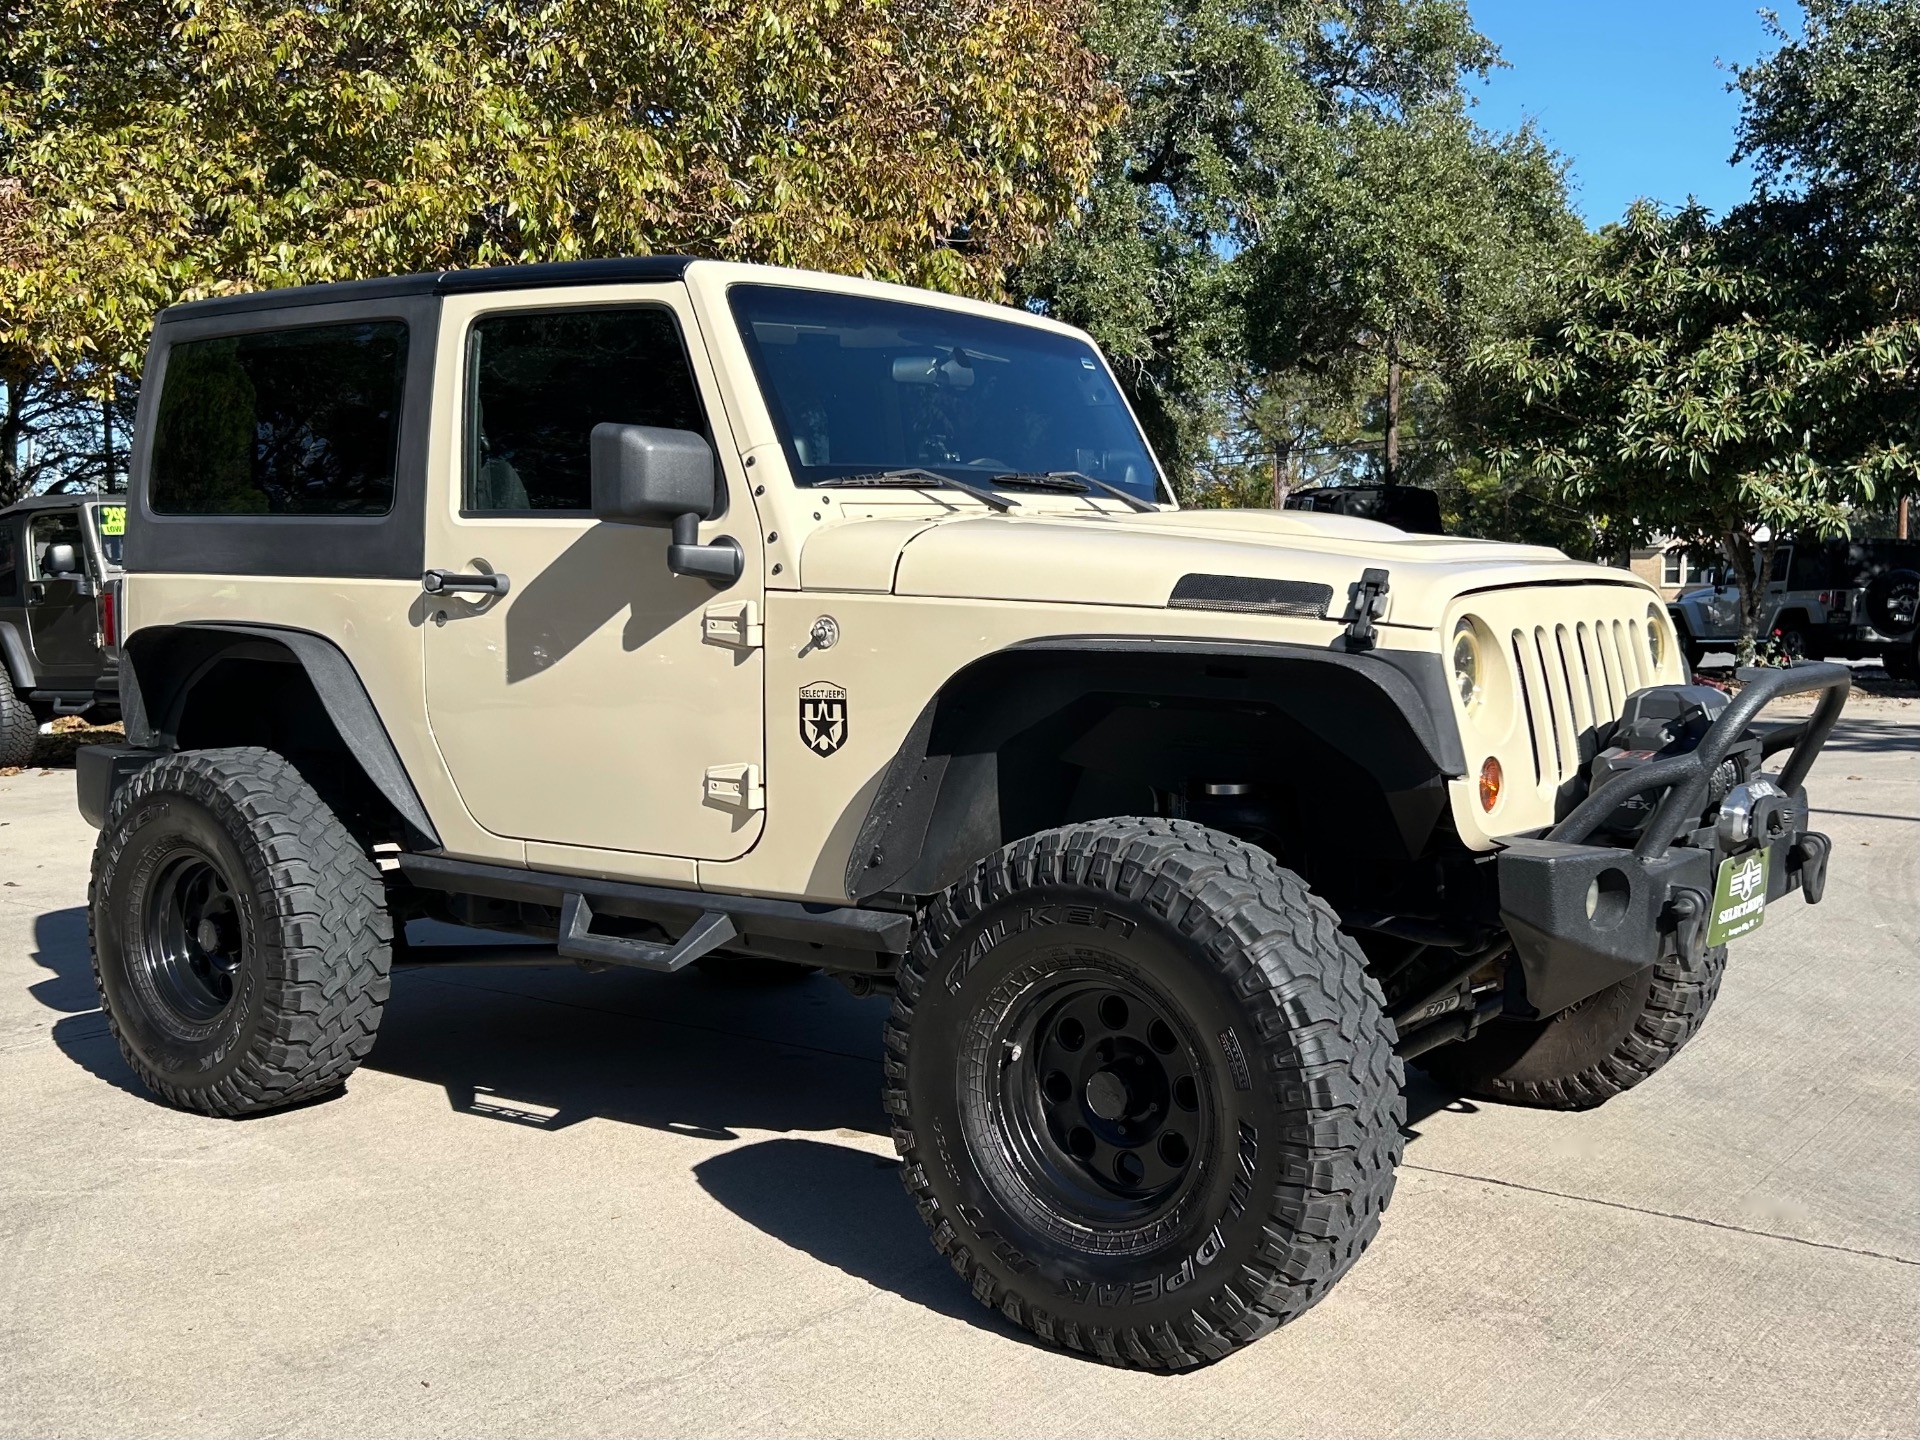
[
  {"left": 1057, "top": 1225, "right": 1231, "bottom": 1307},
  {"left": 945, "top": 903, "right": 1138, "bottom": 995}
]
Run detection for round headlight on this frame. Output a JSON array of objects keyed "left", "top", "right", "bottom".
[
  {"left": 1646, "top": 606, "right": 1665, "bottom": 670},
  {"left": 1453, "top": 620, "right": 1482, "bottom": 707}
]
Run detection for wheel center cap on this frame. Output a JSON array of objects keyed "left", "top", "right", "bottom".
[
  {"left": 195, "top": 918, "right": 223, "bottom": 954},
  {"left": 1084, "top": 1070, "right": 1129, "bottom": 1121}
]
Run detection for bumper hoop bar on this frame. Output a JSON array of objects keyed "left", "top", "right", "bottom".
[{"left": 1547, "top": 662, "right": 1851, "bottom": 855}]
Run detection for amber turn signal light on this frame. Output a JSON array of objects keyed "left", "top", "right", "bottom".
[{"left": 1478, "top": 756, "right": 1503, "bottom": 812}]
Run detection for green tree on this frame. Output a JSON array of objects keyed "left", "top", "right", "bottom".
[
  {"left": 1726, "top": 0, "right": 1920, "bottom": 538},
  {"left": 1242, "top": 99, "right": 1579, "bottom": 487},
  {"left": 1466, "top": 203, "right": 1919, "bottom": 656},
  {"left": 1020, "top": 0, "right": 1505, "bottom": 480},
  {"left": 0, "top": 0, "right": 1111, "bottom": 436},
  {"left": 1730, "top": 0, "right": 1919, "bottom": 331}
]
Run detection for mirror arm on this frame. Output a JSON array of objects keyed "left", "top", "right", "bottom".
[{"left": 667, "top": 513, "right": 744, "bottom": 584}]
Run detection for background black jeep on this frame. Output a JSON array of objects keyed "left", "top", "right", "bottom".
[{"left": 0, "top": 491, "right": 123, "bottom": 765}]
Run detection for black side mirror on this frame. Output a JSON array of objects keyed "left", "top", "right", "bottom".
[{"left": 589, "top": 423, "right": 742, "bottom": 584}]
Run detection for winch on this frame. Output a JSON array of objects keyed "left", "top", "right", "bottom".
[{"left": 1586, "top": 684, "right": 1762, "bottom": 839}]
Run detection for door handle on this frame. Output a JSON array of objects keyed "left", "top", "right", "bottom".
[{"left": 422, "top": 568, "right": 511, "bottom": 597}]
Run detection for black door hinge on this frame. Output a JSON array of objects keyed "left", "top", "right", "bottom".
[{"left": 1341, "top": 568, "right": 1391, "bottom": 650}]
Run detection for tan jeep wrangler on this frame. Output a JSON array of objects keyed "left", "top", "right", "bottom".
[{"left": 78, "top": 257, "right": 1848, "bottom": 1369}]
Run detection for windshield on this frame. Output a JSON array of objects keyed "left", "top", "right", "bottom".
[{"left": 728, "top": 285, "right": 1163, "bottom": 502}]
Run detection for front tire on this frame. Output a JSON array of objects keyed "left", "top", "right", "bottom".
[
  {"left": 0, "top": 683, "right": 36, "bottom": 767},
  {"left": 885, "top": 819, "right": 1403, "bottom": 1370},
  {"left": 89, "top": 747, "right": 392, "bottom": 1115},
  {"left": 1416, "top": 943, "right": 1725, "bottom": 1110}
]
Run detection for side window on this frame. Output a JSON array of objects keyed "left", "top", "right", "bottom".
[
  {"left": 0, "top": 526, "right": 16, "bottom": 598},
  {"left": 1787, "top": 544, "right": 1830, "bottom": 590},
  {"left": 29, "top": 511, "right": 84, "bottom": 576},
  {"left": 465, "top": 307, "right": 706, "bottom": 513},
  {"left": 149, "top": 321, "right": 409, "bottom": 515},
  {"left": 1768, "top": 548, "right": 1791, "bottom": 584}
]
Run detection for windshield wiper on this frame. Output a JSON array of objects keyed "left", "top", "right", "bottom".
[
  {"left": 829, "top": 468, "right": 1018, "bottom": 513},
  {"left": 994, "top": 471, "right": 1159, "bottom": 513}
]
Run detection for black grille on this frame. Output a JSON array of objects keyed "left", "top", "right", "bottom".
[{"left": 1167, "top": 573, "right": 1333, "bottom": 618}]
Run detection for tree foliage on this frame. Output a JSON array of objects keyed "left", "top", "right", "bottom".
[
  {"left": 1467, "top": 203, "right": 1919, "bottom": 651},
  {"left": 1019, "top": 0, "right": 1528, "bottom": 481},
  {"left": 1243, "top": 98, "right": 1578, "bottom": 486},
  {"left": 0, "top": 0, "right": 1111, "bottom": 499},
  {"left": 1730, "top": 0, "right": 1920, "bottom": 330}
]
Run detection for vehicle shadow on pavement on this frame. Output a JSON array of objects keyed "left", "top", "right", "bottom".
[
  {"left": 694, "top": 1137, "right": 1032, "bottom": 1343},
  {"left": 1813, "top": 715, "right": 1920, "bottom": 757},
  {"left": 364, "top": 964, "right": 896, "bottom": 1140},
  {"left": 1400, "top": 1068, "right": 1475, "bottom": 1136},
  {"left": 28, "top": 907, "right": 149, "bottom": 1100}
]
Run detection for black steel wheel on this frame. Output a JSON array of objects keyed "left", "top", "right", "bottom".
[
  {"left": 887, "top": 819, "right": 1402, "bottom": 1370},
  {"left": 135, "top": 849, "right": 246, "bottom": 1030},
  {"left": 982, "top": 970, "right": 1211, "bottom": 1240},
  {"left": 90, "top": 747, "right": 391, "bottom": 1115}
]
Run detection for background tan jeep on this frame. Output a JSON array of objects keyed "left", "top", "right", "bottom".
[{"left": 77, "top": 257, "right": 1848, "bottom": 1370}]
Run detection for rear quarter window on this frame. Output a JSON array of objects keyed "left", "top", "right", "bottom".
[
  {"left": 93, "top": 503, "right": 126, "bottom": 568},
  {"left": 149, "top": 321, "right": 409, "bottom": 516},
  {"left": 0, "top": 526, "right": 16, "bottom": 598}
]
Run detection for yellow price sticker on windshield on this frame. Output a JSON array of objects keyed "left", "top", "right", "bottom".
[{"left": 98, "top": 504, "right": 127, "bottom": 536}]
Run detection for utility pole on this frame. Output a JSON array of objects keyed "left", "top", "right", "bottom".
[
  {"left": 1383, "top": 331, "right": 1400, "bottom": 486},
  {"left": 1900, "top": 495, "right": 1910, "bottom": 540}
]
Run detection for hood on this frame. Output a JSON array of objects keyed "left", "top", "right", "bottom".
[{"left": 799, "top": 506, "right": 1651, "bottom": 631}]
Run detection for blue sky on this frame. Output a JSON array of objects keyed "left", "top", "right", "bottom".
[{"left": 1466, "top": 1, "right": 1800, "bottom": 225}]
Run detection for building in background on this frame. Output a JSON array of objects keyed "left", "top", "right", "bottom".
[{"left": 1628, "top": 541, "right": 1713, "bottom": 600}]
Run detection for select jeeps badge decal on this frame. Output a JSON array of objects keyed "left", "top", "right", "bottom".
[{"left": 800, "top": 681, "right": 849, "bottom": 756}]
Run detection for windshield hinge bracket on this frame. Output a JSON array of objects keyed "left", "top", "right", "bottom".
[
  {"left": 1341, "top": 568, "right": 1391, "bottom": 651},
  {"left": 704, "top": 762, "right": 766, "bottom": 812},
  {"left": 702, "top": 600, "right": 764, "bottom": 650}
]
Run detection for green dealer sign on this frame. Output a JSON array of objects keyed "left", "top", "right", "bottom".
[{"left": 1706, "top": 849, "right": 1770, "bottom": 948}]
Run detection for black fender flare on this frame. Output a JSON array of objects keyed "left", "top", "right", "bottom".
[
  {"left": 121, "top": 621, "right": 440, "bottom": 849},
  {"left": 845, "top": 634, "right": 1463, "bottom": 900},
  {"left": 0, "top": 621, "right": 34, "bottom": 690}
]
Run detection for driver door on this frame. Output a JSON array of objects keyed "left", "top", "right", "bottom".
[
  {"left": 420, "top": 287, "right": 766, "bottom": 864},
  {"left": 25, "top": 509, "right": 98, "bottom": 680}
]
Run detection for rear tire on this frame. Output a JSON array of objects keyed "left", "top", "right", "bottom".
[
  {"left": 1416, "top": 943, "right": 1725, "bottom": 1110},
  {"left": 0, "top": 683, "right": 36, "bottom": 767},
  {"left": 89, "top": 746, "right": 392, "bottom": 1115},
  {"left": 886, "top": 818, "right": 1403, "bottom": 1369}
]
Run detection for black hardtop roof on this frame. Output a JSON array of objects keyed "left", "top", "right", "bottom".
[
  {"left": 156, "top": 255, "right": 698, "bottom": 324},
  {"left": 1, "top": 490, "right": 116, "bottom": 518}
]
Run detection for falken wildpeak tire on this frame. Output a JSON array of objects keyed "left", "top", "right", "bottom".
[
  {"left": 1416, "top": 942, "right": 1726, "bottom": 1110},
  {"left": 883, "top": 818, "right": 1404, "bottom": 1370},
  {"left": 89, "top": 746, "right": 392, "bottom": 1116},
  {"left": 0, "top": 683, "right": 36, "bottom": 767}
]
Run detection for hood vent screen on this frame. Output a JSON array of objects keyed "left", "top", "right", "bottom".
[{"left": 1168, "top": 573, "right": 1333, "bottom": 618}]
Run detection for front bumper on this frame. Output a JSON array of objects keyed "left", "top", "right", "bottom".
[{"left": 1493, "top": 662, "right": 1848, "bottom": 1016}]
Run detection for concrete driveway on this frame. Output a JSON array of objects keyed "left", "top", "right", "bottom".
[{"left": 2, "top": 701, "right": 1916, "bottom": 1438}]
